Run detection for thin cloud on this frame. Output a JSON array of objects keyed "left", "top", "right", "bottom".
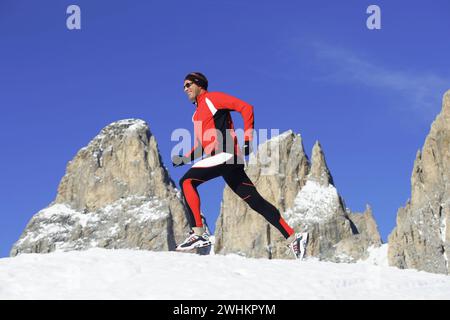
[{"left": 311, "top": 42, "right": 449, "bottom": 115}]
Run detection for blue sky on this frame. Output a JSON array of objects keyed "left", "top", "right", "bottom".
[{"left": 1, "top": 0, "right": 449, "bottom": 258}]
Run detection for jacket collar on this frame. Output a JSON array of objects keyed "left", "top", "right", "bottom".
[{"left": 194, "top": 90, "right": 208, "bottom": 106}]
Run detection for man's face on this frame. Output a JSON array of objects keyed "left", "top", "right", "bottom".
[{"left": 184, "top": 80, "right": 202, "bottom": 102}]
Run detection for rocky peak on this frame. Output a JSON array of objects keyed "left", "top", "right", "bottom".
[
  {"left": 215, "top": 131, "right": 381, "bottom": 262},
  {"left": 246, "top": 130, "right": 310, "bottom": 209},
  {"left": 55, "top": 119, "right": 172, "bottom": 212},
  {"left": 11, "top": 119, "right": 189, "bottom": 256},
  {"left": 348, "top": 205, "right": 382, "bottom": 245},
  {"left": 309, "top": 141, "right": 334, "bottom": 186},
  {"left": 388, "top": 90, "right": 450, "bottom": 274}
]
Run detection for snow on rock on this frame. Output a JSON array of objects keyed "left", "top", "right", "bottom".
[
  {"left": 259, "top": 129, "right": 295, "bottom": 145},
  {"left": 11, "top": 196, "right": 172, "bottom": 255},
  {"left": 284, "top": 180, "right": 341, "bottom": 225},
  {"left": 0, "top": 248, "right": 449, "bottom": 300}
]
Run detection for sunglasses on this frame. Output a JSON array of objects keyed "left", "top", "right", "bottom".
[{"left": 183, "top": 82, "right": 195, "bottom": 90}]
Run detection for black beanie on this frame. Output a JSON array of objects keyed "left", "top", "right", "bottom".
[{"left": 184, "top": 72, "right": 208, "bottom": 90}]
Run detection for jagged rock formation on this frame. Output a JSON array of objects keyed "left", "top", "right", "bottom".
[
  {"left": 11, "top": 119, "right": 189, "bottom": 256},
  {"left": 214, "top": 131, "right": 310, "bottom": 259},
  {"left": 336, "top": 206, "right": 382, "bottom": 261},
  {"left": 214, "top": 131, "right": 382, "bottom": 261},
  {"left": 388, "top": 90, "right": 450, "bottom": 274}
]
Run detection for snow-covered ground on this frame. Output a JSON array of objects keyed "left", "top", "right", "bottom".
[{"left": 0, "top": 246, "right": 449, "bottom": 300}]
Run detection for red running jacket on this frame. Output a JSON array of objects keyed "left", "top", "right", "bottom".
[{"left": 184, "top": 91, "right": 254, "bottom": 160}]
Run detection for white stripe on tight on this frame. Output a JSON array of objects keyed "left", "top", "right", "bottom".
[{"left": 192, "top": 152, "right": 234, "bottom": 168}]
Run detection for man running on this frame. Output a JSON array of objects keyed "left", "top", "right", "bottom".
[{"left": 172, "top": 72, "right": 308, "bottom": 259}]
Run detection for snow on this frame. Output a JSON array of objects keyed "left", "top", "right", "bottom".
[
  {"left": 15, "top": 204, "right": 79, "bottom": 245},
  {"left": 359, "top": 244, "right": 389, "bottom": 267},
  {"left": 92, "top": 196, "right": 168, "bottom": 222},
  {"left": 131, "top": 199, "right": 169, "bottom": 223},
  {"left": 14, "top": 196, "right": 169, "bottom": 250},
  {"left": 264, "top": 130, "right": 293, "bottom": 143},
  {"left": 108, "top": 119, "right": 145, "bottom": 129},
  {"left": 209, "top": 236, "right": 216, "bottom": 255},
  {"left": 89, "top": 119, "right": 147, "bottom": 151},
  {"left": 255, "top": 130, "right": 297, "bottom": 150},
  {"left": 125, "top": 120, "right": 147, "bottom": 135},
  {"left": 285, "top": 180, "right": 341, "bottom": 225},
  {"left": 0, "top": 248, "right": 449, "bottom": 299}
]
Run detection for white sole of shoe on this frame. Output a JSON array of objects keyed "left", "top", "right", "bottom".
[{"left": 176, "top": 241, "right": 211, "bottom": 252}]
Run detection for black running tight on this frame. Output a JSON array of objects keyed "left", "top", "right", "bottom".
[{"left": 179, "top": 161, "right": 294, "bottom": 239}]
